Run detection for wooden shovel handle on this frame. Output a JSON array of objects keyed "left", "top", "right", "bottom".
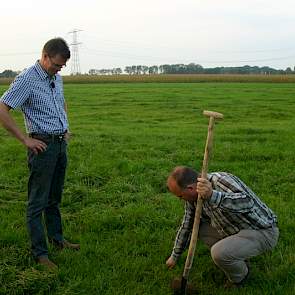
[{"left": 183, "top": 113, "right": 222, "bottom": 279}]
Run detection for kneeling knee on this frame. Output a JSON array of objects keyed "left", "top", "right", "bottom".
[{"left": 211, "top": 244, "right": 227, "bottom": 265}]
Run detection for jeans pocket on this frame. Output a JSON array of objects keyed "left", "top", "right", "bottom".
[{"left": 27, "top": 143, "right": 53, "bottom": 170}]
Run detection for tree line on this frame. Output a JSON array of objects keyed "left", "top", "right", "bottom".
[
  {"left": 1, "top": 64, "right": 295, "bottom": 78},
  {"left": 89, "top": 63, "right": 295, "bottom": 75},
  {"left": 0, "top": 70, "right": 20, "bottom": 78}
]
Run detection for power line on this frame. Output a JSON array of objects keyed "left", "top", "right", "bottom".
[
  {"left": 82, "top": 32, "right": 295, "bottom": 54},
  {"left": 0, "top": 51, "right": 39, "bottom": 57},
  {"left": 81, "top": 47, "right": 295, "bottom": 64},
  {"left": 192, "top": 55, "right": 295, "bottom": 64}
]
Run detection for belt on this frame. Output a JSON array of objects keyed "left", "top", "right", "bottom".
[{"left": 29, "top": 132, "right": 66, "bottom": 143}]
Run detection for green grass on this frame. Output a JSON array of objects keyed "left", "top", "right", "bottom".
[{"left": 0, "top": 82, "right": 295, "bottom": 294}]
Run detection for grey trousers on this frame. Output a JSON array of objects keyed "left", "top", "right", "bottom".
[{"left": 199, "top": 220, "right": 279, "bottom": 283}]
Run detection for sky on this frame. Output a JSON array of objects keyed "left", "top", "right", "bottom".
[{"left": 1, "top": 0, "right": 295, "bottom": 75}]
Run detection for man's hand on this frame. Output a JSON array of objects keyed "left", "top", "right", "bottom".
[
  {"left": 197, "top": 177, "right": 213, "bottom": 199},
  {"left": 0, "top": 102, "right": 47, "bottom": 153},
  {"left": 166, "top": 256, "right": 176, "bottom": 269},
  {"left": 64, "top": 131, "right": 71, "bottom": 142},
  {"left": 23, "top": 137, "right": 47, "bottom": 155}
]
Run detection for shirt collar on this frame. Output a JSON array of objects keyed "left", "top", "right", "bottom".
[{"left": 34, "top": 60, "right": 56, "bottom": 81}]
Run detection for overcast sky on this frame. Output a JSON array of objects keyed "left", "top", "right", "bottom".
[{"left": 1, "top": 0, "right": 295, "bottom": 75}]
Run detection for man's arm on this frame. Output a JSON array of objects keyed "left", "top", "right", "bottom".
[
  {"left": 0, "top": 102, "right": 47, "bottom": 154},
  {"left": 166, "top": 201, "right": 195, "bottom": 269}
]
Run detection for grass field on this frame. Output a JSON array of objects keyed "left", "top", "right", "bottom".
[{"left": 0, "top": 82, "right": 294, "bottom": 294}]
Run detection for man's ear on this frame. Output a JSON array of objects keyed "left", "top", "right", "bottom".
[
  {"left": 43, "top": 52, "right": 49, "bottom": 59},
  {"left": 186, "top": 184, "right": 195, "bottom": 191}
]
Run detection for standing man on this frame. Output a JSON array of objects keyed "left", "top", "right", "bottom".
[
  {"left": 0, "top": 38, "right": 79, "bottom": 269},
  {"left": 166, "top": 166, "right": 279, "bottom": 288}
]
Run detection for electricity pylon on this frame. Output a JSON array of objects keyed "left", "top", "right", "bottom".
[{"left": 68, "top": 29, "right": 82, "bottom": 75}]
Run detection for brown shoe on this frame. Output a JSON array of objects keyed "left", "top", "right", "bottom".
[
  {"left": 50, "top": 239, "right": 80, "bottom": 250},
  {"left": 36, "top": 257, "right": 58, "bottom": 270},
  {"left": 224, "top": 280, "right": 242, "bottom": 289},
  {"left": 224, "top": 262, "right": 250, "bottom": 289},
  {"left": 62, "top": 239, "right": 80, "bottom": 250}
]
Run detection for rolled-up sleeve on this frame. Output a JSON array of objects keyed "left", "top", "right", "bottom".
[{"left": 171, "top": 201, "right": 195, "bottom": 260}]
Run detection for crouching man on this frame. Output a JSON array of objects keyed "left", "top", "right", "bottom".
[{"left": 166, "top": 166, "right": 279, "bottom": 288}]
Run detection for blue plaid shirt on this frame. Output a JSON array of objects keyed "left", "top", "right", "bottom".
[{"left": 1, "top": 61, "right": 68, "bottom": 134}]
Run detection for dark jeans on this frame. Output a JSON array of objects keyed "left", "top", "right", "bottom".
[{"left": 27, "top": 138, "right": 67, "bottom": 258}]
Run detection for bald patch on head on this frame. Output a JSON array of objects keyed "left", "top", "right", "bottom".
[{"left": 168, "top": 166, "right": 198, "bottom": 189}]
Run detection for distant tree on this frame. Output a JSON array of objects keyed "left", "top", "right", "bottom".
[
  {"left": 285, "top": 67, "right": 292, "bottom": 74},
  {"left": 136, "top": 65, "right": 142, "bottom": 75},
  {"left": 0, "top": 69, "right": 18, "bottom": 78},
  {"left": 186, "top": 63, "right": 203, "bottom": 74},
  {"left": 159, "top": 64, "right": 171, "bottom": 74},
  {"left": 148, "top": 65, "right": 158, "bottom": 74},
  {"left": 131, "top": 65, "right": 137, "bottom": 75},
  {"left": 124, "top": 66, "right": 132, "bottom": 75},
  {"left": 114, "top": 68, "right": 122, "bottom": 75},
  {"left": 89, "top": 69, "right": 99, "bottom": 75},
  {"left": 141, "top": 66, "right": 149, "bottom": 75},
  {"left": 99, "top": 69, "right": 112, "bottom": 75}
]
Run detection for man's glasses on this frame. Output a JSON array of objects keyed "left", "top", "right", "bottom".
[{"left": 49, "top": 56, "right": 66, "bottom": 69}]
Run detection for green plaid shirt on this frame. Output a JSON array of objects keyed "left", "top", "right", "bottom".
[{"left": 171, "top": 172, "right": 277, "bottom": 260}]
